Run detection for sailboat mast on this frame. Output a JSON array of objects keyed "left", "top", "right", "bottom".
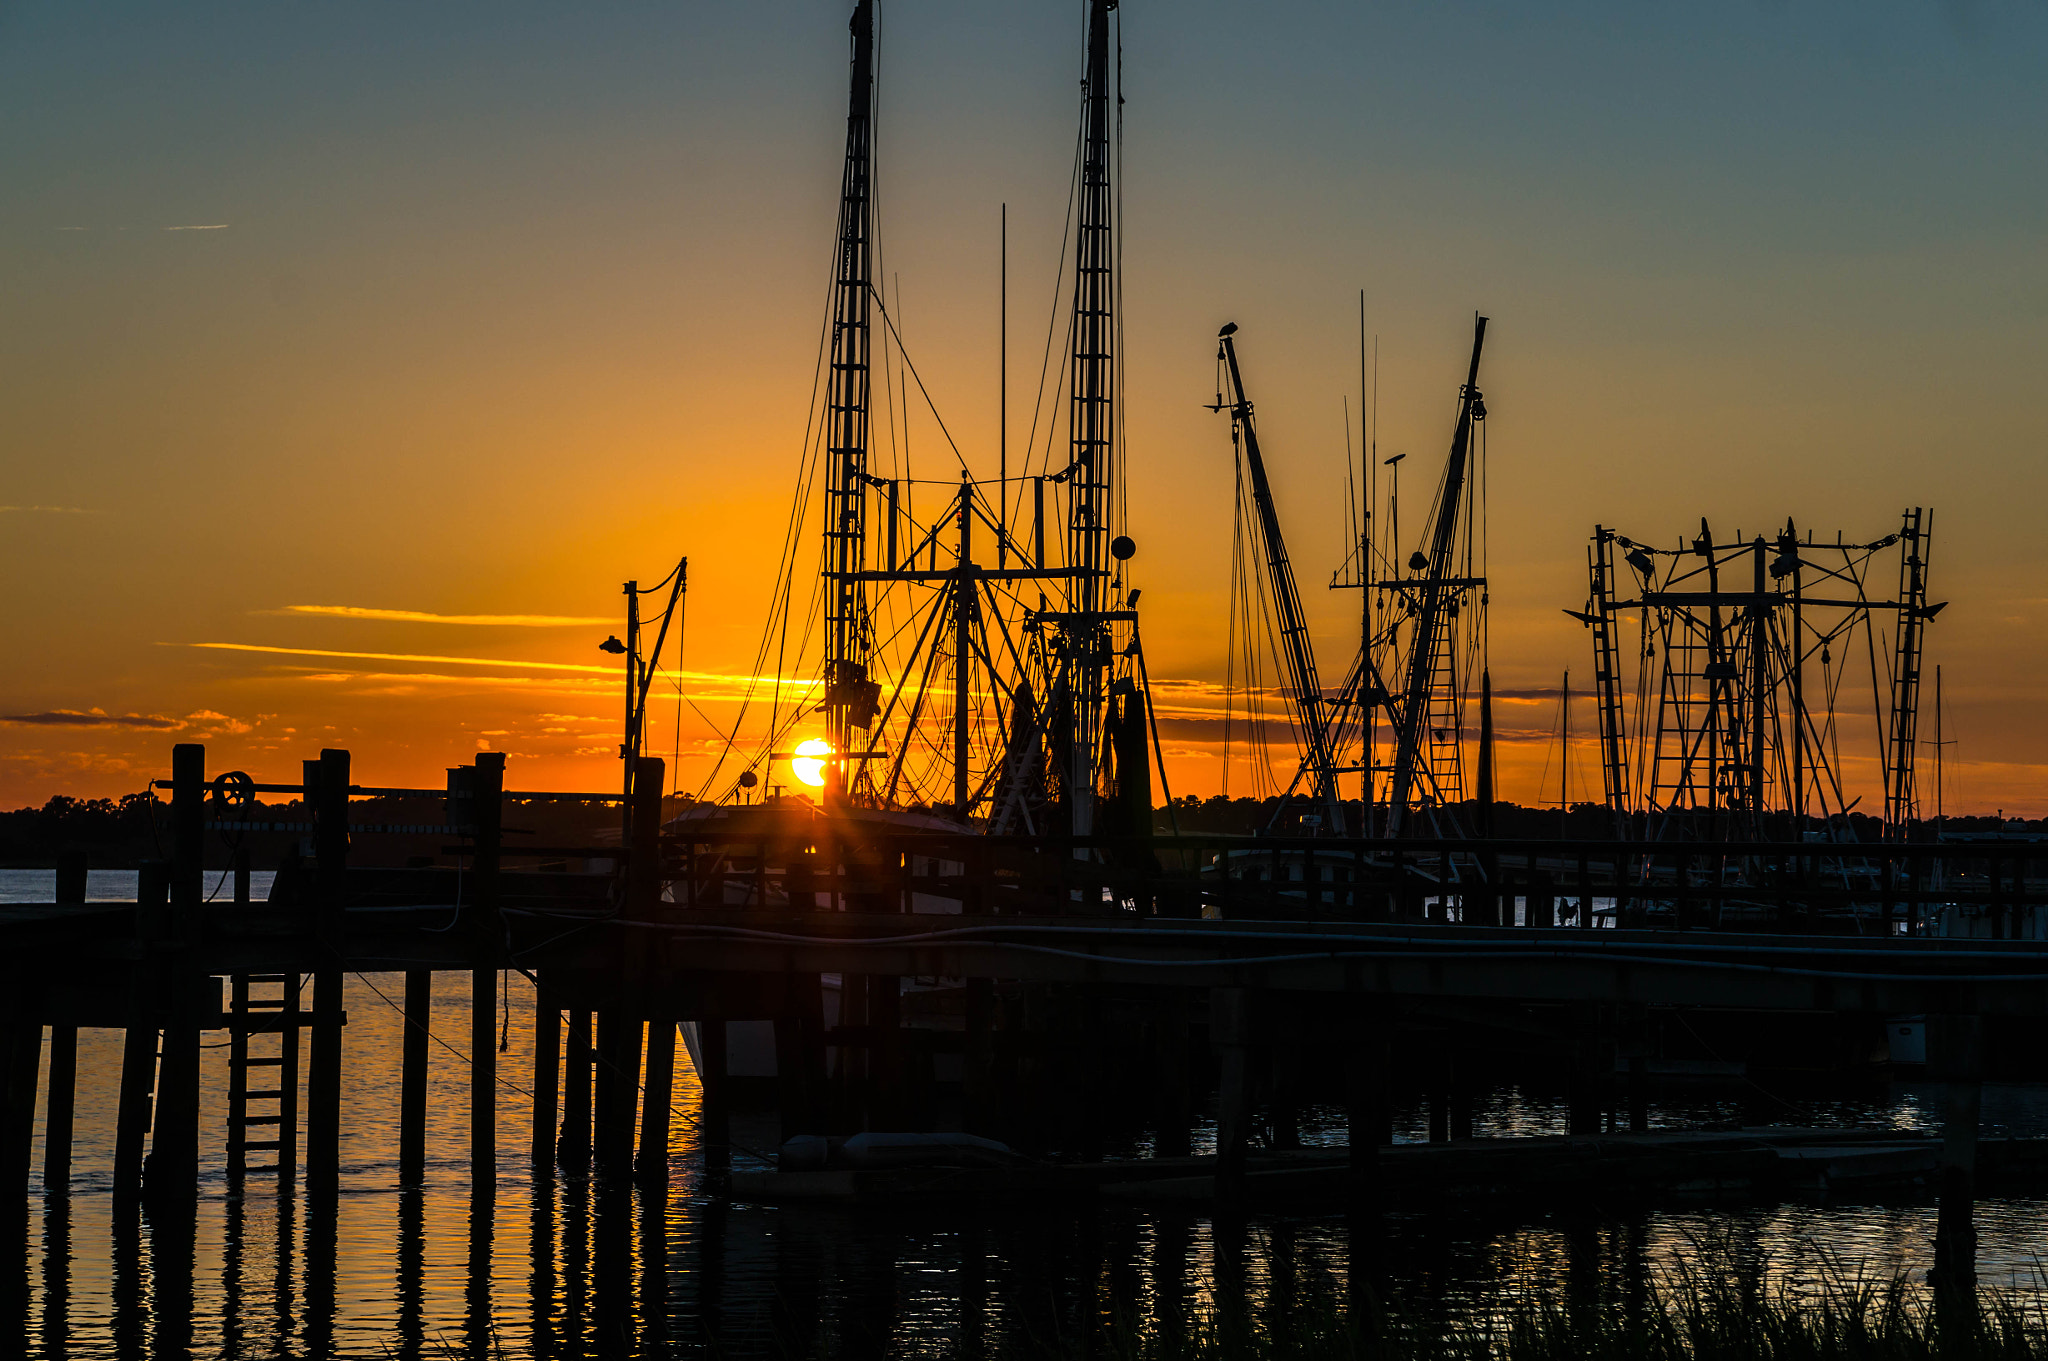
[
  {"left": 1064, "top": 0, "right": 1116, "bottom": 835},
  {"left": 821, "top": 0, "right": 878, "bottom": 802}
]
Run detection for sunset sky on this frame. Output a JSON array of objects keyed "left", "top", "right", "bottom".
[{"left": 4, "top": 1, "right": 2045, "bottom": 815}]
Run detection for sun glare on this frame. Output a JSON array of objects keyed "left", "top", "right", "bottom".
[{"left": 792, "top": 737, "right": 830, "bottom": 788}]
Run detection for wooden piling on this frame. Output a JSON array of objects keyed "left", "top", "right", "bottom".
[
  {"left": 1153, "top": 994, "right": 1193, "bottom": 1159},
  {"left": 1211, "top": 987, "right": 1252, "bottom": 1194},
  {"left": 141, "top": 744, "right": 207, "bottom": 1205},
  {"left": 1931, "top": 1012, "right": 1983, "bottom": 1290},
  {"left": 561, "top": 1010, "right": 592, "bottom": 1165},
  {"left": 306, "top": 748, "right": 350, "bottom": 1197},
  {"left": 470, "top": 753, "right": 505, "bottom": 1191},
  {"left": 43, "top": 1025, "right": 76, "bottom": 1191},
  {"left": 637, "top": 1019, "right": 674, "bottom": 1180},
  {"left": 698, "top": 1019, "right": 730, "bottom": 1181},
  {"left": 399, "top": 971, "right": 431, "bottom": 1186},
  {"left": 471, "top": 967, "right": 498, "bottom": 1188},
  {"left": 594, "top": 1012, "right": 640, "bottom": 1173},
  {"left": 2, "top": 1012, "right": 41, "bottom": 1199},
  {"left": 774, "top": 975, "right": 826, "bottom": 1144},
  {"left": 1568, "top": 1005, "right": 1609, "bottom": 1137},
  {"left": 47, "top": 853, "right": 81, "bottom": 1192},
  {"left": 146, "top": 1022, "right": 201, "bottom": 1206},
  {"left": 113, "top": 1021, "right": 156, "bottom": 1196},
  {"left": 1344, "top": 1003, "right": 1390, "bottom": 1196},
  {"left": 530, "top": 985, "right": 559, "bottom": 1173},
  {"left": 55, "top": 848, "right": 86, "bottom": 907},
  {"left": 869, "top": 974, "right": 903, "bottom": 1131},
  {"left": 963, "top": 978, "right": 996, "bottom": 1137}
]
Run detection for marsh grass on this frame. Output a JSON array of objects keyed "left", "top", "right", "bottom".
[{"left": 997, "top": 1252, "right": 2048, "bottom": 1360}]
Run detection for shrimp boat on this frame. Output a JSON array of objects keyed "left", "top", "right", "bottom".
[{"left": 674, "top": 0, "right": 1154, "bottom": 1092}]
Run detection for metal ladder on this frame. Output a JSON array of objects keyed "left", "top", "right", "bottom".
[
  {"left": 226, "top": 972, "right": 302, "bottom": 1180},
  {"left": 1419, "top": 600, "right": 1465, "bottom": 804},
  {"left": 1587, "top": 531, "right": 1631, "bottom": 817}
]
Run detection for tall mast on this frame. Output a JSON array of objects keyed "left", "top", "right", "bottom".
[
  {"left": 1216, "top": 327, "right": 1344, "bottom": 831},
  {"left": 1386, "top": 315, "right": 1488, "bottom": 834},
  {"left": 821, "top": 0, "right": 878, "bottom": 802},
  {"left": 1064, "top": 0, "right": 1116, "bottom": 835}
]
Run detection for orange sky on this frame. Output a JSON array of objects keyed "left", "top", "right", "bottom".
[{"left": 4, "top": 2, "right": 2046, "bottom": 817}]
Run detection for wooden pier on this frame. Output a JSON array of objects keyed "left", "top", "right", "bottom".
[{"left": 5, "top": 742, "right": 2046, "bottom": 1291}]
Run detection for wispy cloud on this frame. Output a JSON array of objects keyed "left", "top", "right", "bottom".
[
  {"left": 188, "top": 641, "right": 622, "bottom": 674},
  {"left": 164, "top": 224, "right": 228, "bottom": 231},
  {"left": 2, "top": 709, "right": 180, "bottom": 729},
  {"left": 278, "top": 604, "right": 613, "bottom": 627},
  {"left": 0, "top": 505, "right": 93, "bottom": 514}
]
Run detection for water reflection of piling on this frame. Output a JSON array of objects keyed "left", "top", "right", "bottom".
[
  {"left": 638, "top": 1181, "right": 671, "bottom": 1353},
  {"left": 562, "top": 1009, "right": 593, "bottom": 1168},
  {"left": 38, "top": 1192, "right": 69, "bottom": 1355},
  {"left": 110, "top": 1200, "right": 143, "bottom": 1361},
  {"left": 524, "top": 1178, "right": 556, "bottom": 1359},
  {"left": 466, "top": 1183, "right": 495, "bottom": 1358},
  {"left": 392, "top": 1187, "right": 425, "bottom": 1359}
]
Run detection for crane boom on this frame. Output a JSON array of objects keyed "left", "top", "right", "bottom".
[
  {"left": 1386, "top": 314, "right": 1488, "bottom": 834},
  {"left": 1217, "top": 327, "right": 1345, "bottom": 830}
]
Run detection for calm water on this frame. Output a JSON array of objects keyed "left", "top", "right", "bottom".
[{"left": 11, "top": 868, "right": 2048, "bottom": 1357}]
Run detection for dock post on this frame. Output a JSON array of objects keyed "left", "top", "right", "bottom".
[
  {"left": 963, "top": 979, "right": 996, "bottom": 1137},
  {"left": 637, "top": 1017, "right": 674, "bottom": 1181},
  {"left": 47, "top": 857, "right": 83, "bottom": 1193},
  {"left": 43, "top": 1025, "right": 75, "bottom": 1192},
  {"left": 55, "top": 848, "right": 87, "bottom": 907},
  {"left": 561, "top": 1011, "right": 592, "bottom": 1166},
  {"left": 698, "top": 1019, "right": 730, "bottom": 1181},
  {"left": 530, "top": 983, "right": 559, "bottom": 1173},
  {"left": 399, "top": 970, "right": 431, "bottom": 1186},
  {"left": 870, "top": 974, "right": 904, "bottom": 1131},
  {"left": 594, "top": 1012, "right": 640, "bottom": 1175},
  {"left": 1153, "top": 994, "right": 1193, "bottom": 1158},
  {"left": 2, "top": 1004, "right": 40, "bottom": 1200},
  {"left": 1931, "top": 1012, "right": 1983, "bottom": 1292},
  {"left": 1450, "top": 1047, "right": 1475, "bottom": 1141},
  {"left": 1568, "top": 1004, "right": 1608, "bottom": 1136},
  {"left": 1344, "top": 1000, "right": 1390, "bottom": 1195},
  {"left": 144, "top": 743, "right": 207, "bottom": 1207},
  {"left": 1211, "top": 988, "right": 1252, "bottom": 1195},
  {"left": 774, "top": 974, "right": 826, "bottom": 1148},
  {"left": 306, "top": 748, "right": 351, "bottom": 1198},
  {"left": 113, "top": 1018, "right": 157, "bottom": 1197},
  {"left": 114, "top": 861, "right": 168, "bottom": 1197},
  {"left": 470, "top": 753, "right": 505, "bottom": 1193}
]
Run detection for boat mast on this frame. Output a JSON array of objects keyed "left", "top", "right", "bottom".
[
  {"left": 820, "top": 0, "right": 879, "bottom": 803},
  {"left": 1215, "top": 326, "right": 1345, "bottom": 832},
  {"left": 1386, "top": 315, "right": 1488, "bottom": 834},
  {"left": 1063, "top": 0, "right": 1116, "bottom": 836}
]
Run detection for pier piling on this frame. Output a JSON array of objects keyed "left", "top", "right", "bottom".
[
  {"left": 637, "top": 1018, "right": 673, "bottom": 1179},
  {"left": 400, "top": 971, "right": 431, "bottom": 1186},
  {"left": 1212, "top": 987, "right": 1252, "bottom": 1193},
  {"left": 531, "top": 986, "right": 560, "bottom": 1172},
  {"left": 1932, "top": 1012, "right": 1984, "bottom": 1290},
  {"left": 54, "top": 849, "right": 86, "bottom": 907},
  {"left": 307, "top": 748, "right": 351, "bottom": 1197},
  {"left": 561, "top": 1010, "right": 592, "bottom": 1166},
  {"left": 113, "top": 1020, "right": 156, "bottom": 1196},
  {"left": 595, "top": 1012, "right": 639, "bottom": 1173},
  {"left": 42, "top": 1025, "right": 75, "bottom": 1192},
  {"left": 470, "top": 753, "right": 505, "bottom": 1190}
]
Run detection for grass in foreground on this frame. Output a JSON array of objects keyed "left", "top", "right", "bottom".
[{"left": 998, "top": 1266, "right": 2048, "bottom": 1360}]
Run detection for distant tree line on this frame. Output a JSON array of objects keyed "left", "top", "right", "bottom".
[
  {"left": 1153, "top": 793, "right": 2033, "bottom": 842},
  {"left": 2, "top": 789, "right": 2033, "bottom": 867}
]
